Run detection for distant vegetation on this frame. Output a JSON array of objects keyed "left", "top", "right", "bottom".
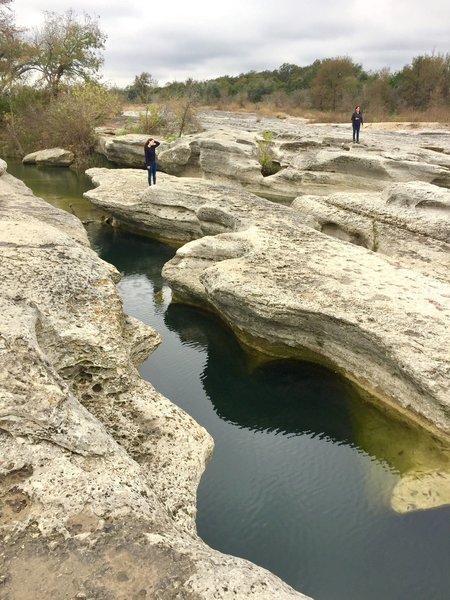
[
  {"left": 147, "top": 54, "right": 450, "bottom": 123},
  {"left": 1, "top": 0, "right": 449, "bottom": 163}
]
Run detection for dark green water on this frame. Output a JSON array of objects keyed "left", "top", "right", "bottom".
[{"left": 8, "top": 160, "right": 450, "bottom": 600}]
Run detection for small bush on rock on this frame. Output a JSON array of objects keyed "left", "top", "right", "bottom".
[{"left": 257, "top": 129, "right": 282, "bottom": 177}]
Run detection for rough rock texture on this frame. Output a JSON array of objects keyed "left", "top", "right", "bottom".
[
  {"left": 158, "top": 130, "right": 264, "bottom": 184},
  {"left": 84, "top": 168, "right": 450, "bottom": 444},
  {"left": 292, "top": 181, "right": 450, "bottom": 283},
  {"left": 84, "top": 167, "right": 313, "bottom": 244},
  {"left": 0, "top": 163, "right": 309, "bottom": 599},
  {"left": 22, "top": 148, "right": 75, "bottom": 167},
  {"left": 95, "top": 133, "right": 149, "bottom": 168},
  {"left": 95, "top": 112, "right": 450, "bottom": 199},
  {"left": 266, "top": 144, "right": 450, "bottom": 197}
]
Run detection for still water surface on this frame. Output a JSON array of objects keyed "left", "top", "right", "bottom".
[{"left": 9, "top": 160, "right": 450, "bottom": 600}]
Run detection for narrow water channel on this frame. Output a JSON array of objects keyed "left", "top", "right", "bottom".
[{"left": 8, "top": 160, "right": 450, "bottom": 600}]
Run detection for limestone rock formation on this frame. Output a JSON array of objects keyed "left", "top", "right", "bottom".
[
  {"left": 391, "top": 471, "right": 450, "bottom": 513},
  {"left": 95, "top": 133, "right": 149, "bottom": 167},
  {"left": 265, "top": 145, "right": 450, "bottom": 197},
  {"left": 96, "top": 129, "right": 265, "bottom": 184},
  {"left": 84, "top": 168, "right": 450, "bottom": 443},
  {"left": 292, "top": 181, "right": 450, "bottom": 283},
  {"left": 22, "top": 148, "right": 75, "bottom": 166},
  {"left": 159, "top": 129, "right": 264, "bottom": 184},
  {"left": 95, "top": 114, "right": 450, "bottom": 199},
  {"left": 0, "top": 163, "right": 309, "bottom": 599},
  {"left": 88, "top": 115, "right": 450, "bottom": 513}
]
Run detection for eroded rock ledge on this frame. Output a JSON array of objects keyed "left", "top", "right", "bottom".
[
  {"left": 84, "top": 168, "right": 450, "bottom": 441},
  {"left": 95, "top": 120, "right": 450, "bottom": 199},
  {"left": 0, "top": 160, "right": 309, "bottom": 599}
]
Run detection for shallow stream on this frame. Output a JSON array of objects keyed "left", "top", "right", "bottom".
[{"left": 8, "top": 160, "right": 450, "bottom": 600}]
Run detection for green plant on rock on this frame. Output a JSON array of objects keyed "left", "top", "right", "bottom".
[{"left": 257, "top": 129, "right": 281, "bottom": 176}]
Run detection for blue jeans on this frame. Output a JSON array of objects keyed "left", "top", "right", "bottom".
[
  {"left": 147, "top": 162, "right": 157, "bottom": 185},
  {"left": 352, "top": 123, "right": 361, "bottom": 142}
]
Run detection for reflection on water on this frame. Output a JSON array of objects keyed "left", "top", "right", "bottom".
[
  {"left": 90, "top": 224, "right": 450, "bottom": 600},
  {"left": 13, "top": 166, "right": 450, "bottom": 600},
  {"left": 6, "top": 159, "right": 108, "bottom": 223},
  {"left": 166, "top": 303, "right": 357, "bottom": 440}
]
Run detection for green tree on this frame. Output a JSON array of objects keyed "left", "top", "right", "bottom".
[
  {"left": 362, "top": 68, "right": 396, "bottom": 116},
  {"left": 127, "top": 72, "right": 158, "bottom": 103},
  {"left": 0, "top": 0, "right": 32, "bottom": 95},
  {"left": 203, "top": 80, "right": 221, "bottom": 103},
  {"left": 42, "top": 83, "right": 121, "bottom": 157},
  {"left": 4, "top": 82, "right": 121, "bottom": 160},
  {"left": 276, "top": 63, "right": 305, "bottom": 92},
  {"left": 395, "top": 54, "right": 450, "bottom": 110},
  {"left": 310, "top": 57, "right": 364, "bottom": 111},
  {"left": 29, "top": 10, "right": 106, "bottom": 96},
  {"left": 247, "top": 76, "right": 275, "bottom": 103}
]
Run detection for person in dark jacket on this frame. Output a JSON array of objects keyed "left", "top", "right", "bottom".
[
  {"left": 351, "top": 106, "right": 363, "bottom": 143},
  {"left": 144, "top": 138, "right": 160, "bottom": 185}
]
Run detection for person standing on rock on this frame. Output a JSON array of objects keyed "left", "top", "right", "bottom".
[
  {"left": 351, "top": 106, "right": 363, "bottom": 143},
  {"left": 144, "top": 138, "right": 160, "bottom": 186}
]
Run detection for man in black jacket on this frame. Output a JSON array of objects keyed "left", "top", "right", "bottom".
[{"left": 144, "top": 138, "right": 160, "bottom": 185}]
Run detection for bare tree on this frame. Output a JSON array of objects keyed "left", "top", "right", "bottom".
[{"left": 176, "top": 78, "right": 200, "bottom": 137}]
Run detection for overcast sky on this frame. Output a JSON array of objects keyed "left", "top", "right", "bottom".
[{"left": 11, "top": 0, "right": 450, "bottom": 87}]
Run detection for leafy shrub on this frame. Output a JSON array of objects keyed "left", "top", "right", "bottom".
[
  {"left": 128, "top": 103, "right": 168, "bottom": 134},
  {"left": 3, "top": 83, "right": 121, "bottom": 163},
  {"left": 125, "top": 100, "right": 201, "bottom": 137}
]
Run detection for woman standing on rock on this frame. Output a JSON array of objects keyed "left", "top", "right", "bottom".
[
  {"left": 144, "top": 138, "right": 160, "bottom": 186},
  {"left": 351, "top": 106, "right": 363, "bottom": 143}
]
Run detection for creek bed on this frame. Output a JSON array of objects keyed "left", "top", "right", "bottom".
[{"left": 8, "top": 159, "right": 450, "bottom": 600}]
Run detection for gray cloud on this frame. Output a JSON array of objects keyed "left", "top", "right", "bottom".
[{"left": 11, "top": 0, "right": 450, "bottom": 85}]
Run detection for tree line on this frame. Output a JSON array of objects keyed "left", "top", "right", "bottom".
[
  {"left": 134, "top": 54, "right": 449, "bottom": 119},
  {"left": 1, "top": 0, "right": 449, "bottom": 163}
]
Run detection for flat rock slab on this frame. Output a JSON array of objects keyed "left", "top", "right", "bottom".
[
  {"left": 95, "top": 113, "right": 450, "bottom": 198},
  {"left": 22, "top": 147, "right": 75, "bottom": 166}
]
